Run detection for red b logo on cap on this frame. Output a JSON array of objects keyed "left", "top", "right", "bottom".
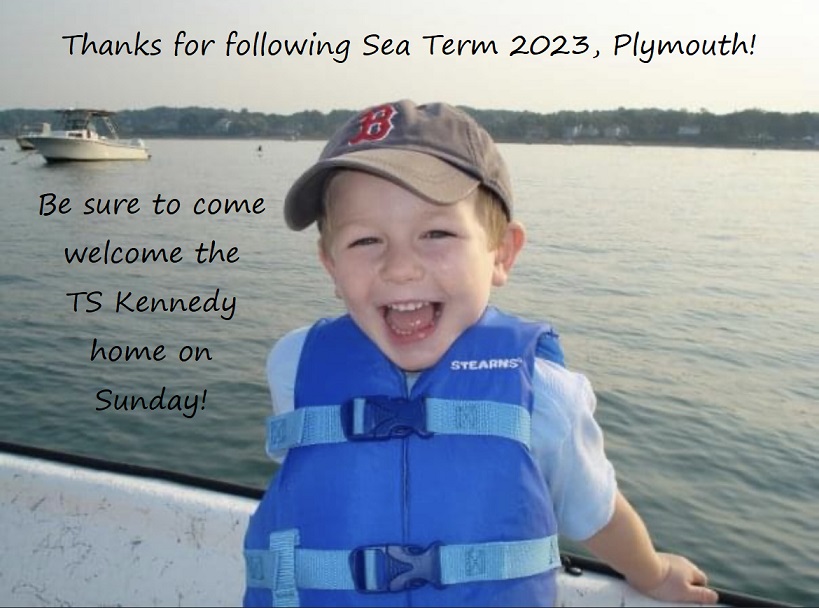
[{"left": 348, "top": 104, "right": 396, "bottom": 145}]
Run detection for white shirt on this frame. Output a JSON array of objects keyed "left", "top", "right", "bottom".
[{"left": 266, "top": 326, "right": 617, "bottom": 542}]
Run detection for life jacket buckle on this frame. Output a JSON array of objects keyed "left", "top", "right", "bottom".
[
  {"left": 349, "top": 542, "right": 444, "bottom": 593},
  {"left": 341, "top": 396, "right": 432, "bottom": 441}
]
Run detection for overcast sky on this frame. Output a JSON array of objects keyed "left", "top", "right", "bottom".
[{"left": 2, "top": 0, "right": 816, "bottom": 115}]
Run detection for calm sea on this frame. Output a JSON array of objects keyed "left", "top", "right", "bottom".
[{"left": 1, "top": 139, "right": 816, "bottom": 604}]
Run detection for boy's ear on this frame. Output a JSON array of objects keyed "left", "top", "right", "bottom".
[
  {"left": 492, "top": 221, "right": 526, "bottom": 287},
  {"left": 318, "top": 239, "right": 335, "bottom": 278},
  {"left": 318, "top": 241, "right": 343, "bottom": 299}
]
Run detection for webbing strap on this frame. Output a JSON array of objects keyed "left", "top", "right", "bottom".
[
  {"left": 440, "top": 536, "right": 561, "bottom": 584},
  {"left": 266, "top": 398, "right": 531, "bottom": 456},
  {"left": 245, "top": 529, "right": 300, "bottom": 606},
  {"left": 245, "top": 533, "right": 560, "bottom": 593}
]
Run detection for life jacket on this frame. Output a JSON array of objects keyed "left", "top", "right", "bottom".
[{"left": 244, "top": 307, "right": 564, "bottom": 607}]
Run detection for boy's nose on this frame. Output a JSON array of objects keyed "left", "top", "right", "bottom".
[{"left": 380, "top": 246, "right": 423, "bottom": 283}]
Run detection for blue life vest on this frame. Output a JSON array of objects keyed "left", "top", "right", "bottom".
[{"left": 245, "top": 307, "right": 564, "bottom": 607}]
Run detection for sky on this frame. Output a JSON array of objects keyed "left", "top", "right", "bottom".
[{"left": 1, "top": 0, "right": 817, "bottom": 115}]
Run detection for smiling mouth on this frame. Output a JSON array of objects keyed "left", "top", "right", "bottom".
[{"left": 383, "top": 301, "right": 442, "bottom": 337}]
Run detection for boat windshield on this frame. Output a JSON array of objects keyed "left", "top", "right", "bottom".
[{"left": 64, "top": 114, "right": 92, "bottom": 131}]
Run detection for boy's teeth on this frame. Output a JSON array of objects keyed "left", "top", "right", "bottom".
[
  {"left": 384, "top": 302, "right": 438, "bottom": 335},
  {"left": 389, "top": 301, "right": 426, "bottom": 312}
]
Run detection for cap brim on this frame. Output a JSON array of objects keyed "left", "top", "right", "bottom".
[{"left": 284, "top": 148, "right": 480, "bottom": 230}]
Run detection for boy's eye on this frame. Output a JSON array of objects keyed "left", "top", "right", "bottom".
[
  {"left": 348, "top": 236, "right": 379, "bottom": 248},
  {"left": 423, "top": 230, "right": 455, "bottom": 239}
]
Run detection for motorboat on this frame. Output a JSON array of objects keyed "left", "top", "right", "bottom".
[
  {"left": 26, "top": 109, "right": 149, "bottom": 162},
  {"left": 0, "top": 441, "right": 791, "bottom": 607}
]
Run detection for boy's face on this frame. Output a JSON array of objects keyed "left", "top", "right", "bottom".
[{"left": 319, "top": 170, "right": 524, "bottom": 372}]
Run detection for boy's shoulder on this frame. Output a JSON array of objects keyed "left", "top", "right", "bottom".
[
  {"left": 268, "top": 326, "right": 311, "bottom": 367},
  {"left": 532, "top": 353, "right": 597, "bottom": 427},
  {"left": 273, "top": 325, "right": 311, "bottom": 347},
  {"left": 267, "top": 326, "right": 311, "bottom": 385}
]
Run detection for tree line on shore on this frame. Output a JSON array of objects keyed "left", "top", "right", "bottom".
[{"left": 3, "top": 105, "right": 818, "bottom": 149}]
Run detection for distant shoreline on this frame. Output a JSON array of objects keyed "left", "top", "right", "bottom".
[
  {"left": 28, "top": 133, "right": 818, "bottom": 153},
  {"left": 4, "top": 134, "right": 817, "bottom": 154},
  {"left": 2, "top": 106, "right": 817, "bottom": 152}
]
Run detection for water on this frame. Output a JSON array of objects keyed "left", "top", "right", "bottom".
[{"left": 1, "top": 140, "right": 816, "bottom": 604}]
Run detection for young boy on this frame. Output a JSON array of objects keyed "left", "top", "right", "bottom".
[{"left": 244, "top": 100, "right": 718, "bottom": 607}]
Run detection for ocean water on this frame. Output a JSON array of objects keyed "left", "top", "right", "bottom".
[{"left": 1, "top": 140, "right": 816, "bottom": 604}]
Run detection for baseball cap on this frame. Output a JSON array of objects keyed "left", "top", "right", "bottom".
[{"left": 283, "top": 100, "right": 513, "bottom": 230}]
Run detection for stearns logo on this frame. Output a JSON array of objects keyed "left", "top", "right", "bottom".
[{"left": 450, "top": 358, "right": 523, "bottom": 371}]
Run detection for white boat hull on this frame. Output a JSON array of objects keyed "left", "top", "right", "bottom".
[
  {"left": 0, "top": 448, "right": 770, "bottom": 607},
  {"left": 27, "top": 135, "right": 149, "bottom": 161}
]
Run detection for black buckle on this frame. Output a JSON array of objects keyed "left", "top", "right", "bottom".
[
  {"left": 349, "top": 543, "right": 443, "bottom": 592},
  {"left": 341, "top": 396, "right": 432, "bottom": 441}
]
